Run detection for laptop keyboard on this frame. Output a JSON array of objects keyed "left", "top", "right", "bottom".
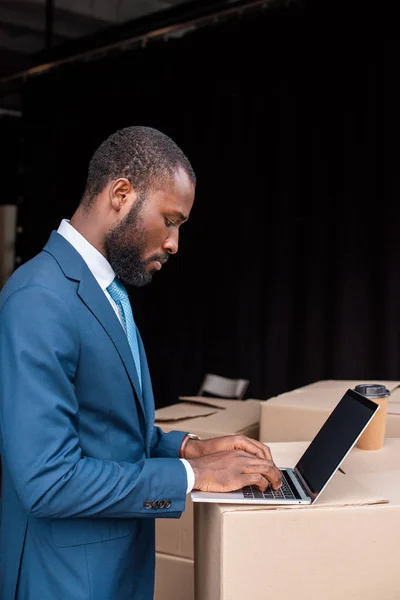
[{"left": 242, "top": 471, "right": 297, "bottom": 500}]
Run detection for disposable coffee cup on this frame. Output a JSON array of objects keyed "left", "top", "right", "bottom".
[{"left": 354, "top": 384, "right": 391, "bottom": 450}]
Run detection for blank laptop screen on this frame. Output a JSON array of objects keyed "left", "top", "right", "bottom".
[{"left": 295, "top": 388, "right": 378, "bottom": 497}]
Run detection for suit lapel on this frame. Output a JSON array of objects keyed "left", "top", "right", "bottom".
[
  {"left": 77, "top": 275, "right": 145, "bottom": 414},
  {"left": 136, "top": 330, "right": 155, "bottom": 455},
  {"left": 43, "top": 231, "right": 147, "bottom": 422}
]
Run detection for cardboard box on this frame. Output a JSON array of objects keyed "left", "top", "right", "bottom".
[
  {"left": 0, "top": 204, "right": 17, "bottom": 289},
  {"left": 156, "top": 491, "right": 194, "bottom": 559},
  {"left": 155, "top": 397, "right": 261, "bottom": 559},
  {"left": 260, "top": 380, "right": 400, "bottom": 443},
  {"left": 194, "top": 439, "right": 400, "bottom": 600},
  {"left": 157, "top": 396, "right": 261, "bottom": 440},
  {"left": 154, "top": 553, "right": 194, "bottom": 600}
]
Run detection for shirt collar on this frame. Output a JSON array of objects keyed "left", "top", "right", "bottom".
[{"left": 57, "top": 219, "right": 115, "bottom": 290}]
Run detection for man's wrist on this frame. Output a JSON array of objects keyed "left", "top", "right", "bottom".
[{"left": 191, "top": 466, "right": 202, "bottom": 490}]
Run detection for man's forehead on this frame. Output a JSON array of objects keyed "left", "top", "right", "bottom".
[{"left": 150, "top": 175, "right": 194, "bottom": 214}]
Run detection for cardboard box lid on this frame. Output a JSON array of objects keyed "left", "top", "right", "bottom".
[
  {"left": 156, "top": 396, "right": 251, "bottom": 421},
  {"left": 263, "top": 380, "right": 400, "bottom": 415},
  {"left": 342, "top": 437, "right": 400, "bottom": 474},
  {"left": 154, "top": 402, "right": 218, "bottom": 422},
  {"left": 388, "top": 386, "right": 400, "bottom": 404},
  {"left": 293, "top": 380, "right": 400, "bottom": 393},
  {"left": 155, "top": 397, "right": 260, "bottom": 437},
  {"left": 340, "top": 438, "right": 400, "bottom": 503},
  {"left": 216, "top": 473, "right": 388, "bottom": 514},
  {"left": 178, "top": 396, "right": 248, "bottom": 408},
  {"left": 212, "top": 441, "right": 388, "bottom": 513}
]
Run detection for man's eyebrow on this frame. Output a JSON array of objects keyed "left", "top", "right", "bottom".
[{"left": 173, "top": 211, "right": 189, "bottom": 223}]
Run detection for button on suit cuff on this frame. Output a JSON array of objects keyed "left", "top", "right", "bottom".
[{"left": 179, "top": 458, "right": 195, "bottom": 493}]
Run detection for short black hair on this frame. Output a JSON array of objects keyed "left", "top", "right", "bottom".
[{"left": 81, "top": 126, "right": 196, "bottom": 207}]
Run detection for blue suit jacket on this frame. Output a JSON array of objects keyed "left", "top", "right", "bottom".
[{"left": 0, "top": 232, "right": 188, "bottom": 600}]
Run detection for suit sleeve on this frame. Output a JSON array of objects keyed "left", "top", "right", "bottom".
[
  {"left": 0, "top": 285, "right": 187, "bottom": 519},
  {"left": 150, "top": 426, "right": 187, "bottom": 458}
]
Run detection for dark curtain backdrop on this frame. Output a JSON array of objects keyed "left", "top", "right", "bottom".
[
  {"left": 16, "top": 5, "right": 399, "bottom": 407},
  {"left": 0, "top": 116, "right": 22, "bottom": 206}
]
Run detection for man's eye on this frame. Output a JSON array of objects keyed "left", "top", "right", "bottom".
[{"left": 165, "top": 218, "right": 173, "bottom": 227}]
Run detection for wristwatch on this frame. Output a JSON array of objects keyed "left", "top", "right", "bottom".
[
  {"left": 187, "top": 433, "right": 201, "bottom": 441},
  {"left": 179, "top": 433, "right": 201, "bottom": 457}
]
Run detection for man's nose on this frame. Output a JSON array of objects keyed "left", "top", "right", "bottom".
[{"left": 163, "top": 232, "right": 179, "bottom": 255}]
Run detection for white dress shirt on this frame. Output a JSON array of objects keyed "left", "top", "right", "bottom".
[{"left": 57, "top": 219, "right": 194, "bottom": 493}]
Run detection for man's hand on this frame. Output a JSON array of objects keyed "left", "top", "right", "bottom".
[
  {"left": 183, "top": 434, "right": 275, "bottom": 464},
  {"left": 187, "top": 450, "right": 282, "bottom": 493}
]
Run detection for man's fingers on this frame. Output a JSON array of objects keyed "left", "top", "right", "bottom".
[
  {"left": 216, "top": 451, "right": 282, "bottom": 488},
  {"left": 260, "top": 443, "right": 274, "bottom": 462},
  {"left": 239, "top": 439, "right": 268, "bottom": 460},
  {"left": 247, "top": 439, "right": 274, "bottom": 462},
  {"left": 242, "top": 473, "right": 269, "bottom": 492},
  {"left": 242, "top": 442, "right": 282, "bottom": 487},
  {"left": 240, "top": 458, "right": 282, "bottom": 489},
  {"left": 229, "top": 435, "right": 265, "bottom": 458},
  {"left": 212, "top": 450, "right": 254, "bottom": 459},
  {"left": 232, "top": 436, "right": 277, "bottom": 464}
]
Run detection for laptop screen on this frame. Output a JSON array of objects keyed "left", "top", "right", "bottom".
[{"left": 295, "top": 388, "right": 379, "bottom": 498}]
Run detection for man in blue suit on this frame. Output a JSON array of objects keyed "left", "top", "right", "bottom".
[{"left": 0, "top": 126, "right": 281, "bottom": 599}]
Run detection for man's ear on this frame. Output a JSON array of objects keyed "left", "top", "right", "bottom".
[{"left": 110, "top": 178, "right": 136, "bottom": 212}]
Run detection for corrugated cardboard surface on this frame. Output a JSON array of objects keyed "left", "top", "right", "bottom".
[
  {"left": 0, "top": 204, "right": 17, "bottom": 290},
  {"left": 260, "top": 380, "right": 400, "bottom": 443},
  {"left": 154, "top": 397, "right": 261, "bottom": 559},
  {"left": 156, "top": 495, "right": 194, "bottom": 559},
  {"left": 156, "top": 396, "right": 261, "bottom": 440},
  {"left": 154, "top": 553, "right": 194, "bottom": 600},
  {"left": 194, "top": 440, "right": 400, "bottom": 600}
]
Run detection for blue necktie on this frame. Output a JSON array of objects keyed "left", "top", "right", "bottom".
[{"left": 107, "top": 278, "right": 142, "bottom": 389}]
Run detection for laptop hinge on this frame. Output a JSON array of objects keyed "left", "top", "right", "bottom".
[{"left": 293, "top": 467, "right": 318, "bottom": 501}]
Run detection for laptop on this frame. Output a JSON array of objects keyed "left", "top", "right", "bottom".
[{"left": 191, "top": 387, "right": 379, "bottom": 505}]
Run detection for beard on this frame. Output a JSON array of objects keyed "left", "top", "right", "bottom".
[{"left": 104, "top": 194, "right": 165, "bottom": 287}]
